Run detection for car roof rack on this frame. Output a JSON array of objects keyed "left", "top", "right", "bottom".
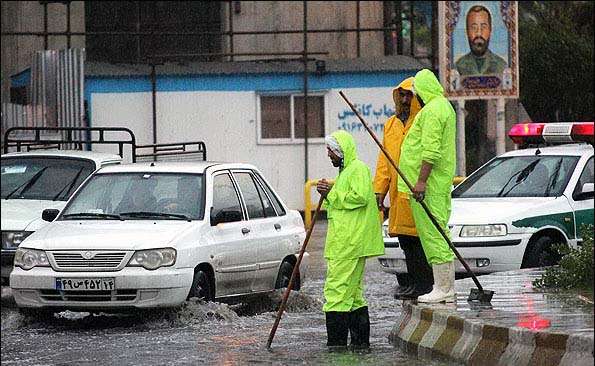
[
  {"left": 3, "top": 126, "right": 137, "bottom": 161},
  {"left": 134, "top": 141, "right": 207, "bottom": 162},
  {"left": 3, "top": 126, "right": 208, "bottom": 163}
]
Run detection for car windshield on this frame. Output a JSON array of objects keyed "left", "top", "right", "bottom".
[
  {"left": 1, "top": 157, "right": 95, "bottom": 201},
  {"left": 452, "top": 155, "right": 580, "bottom": 198},
  {"left": 60, "top": 173, "right": 204, "bottom": 220}
]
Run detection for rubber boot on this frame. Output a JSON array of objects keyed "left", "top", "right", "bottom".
[
  {"left": 325, "top": 311, "right": 349, "bottom": 351},
  {"left": 348, "top": 306, "right": 370, "bottom": 350},
  {"left": 418, "top": 261, "right": 455, "bottom": 303}
]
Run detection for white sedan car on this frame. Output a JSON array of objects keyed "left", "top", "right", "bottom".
[{"left": 10, "top": 161, "right": 307, "bottom": 313}]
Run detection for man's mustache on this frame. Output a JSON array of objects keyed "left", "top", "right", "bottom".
[{"left": 472, "top": 37, "right": 487, "bottom": 45}]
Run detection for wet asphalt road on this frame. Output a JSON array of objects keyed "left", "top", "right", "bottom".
[{"left": 1, "top": 221, "right": 451, "bottom": 365}]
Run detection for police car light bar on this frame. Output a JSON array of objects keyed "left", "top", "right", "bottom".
[{"left": 508, "top": 122, "right": 594, "bottom": 146}]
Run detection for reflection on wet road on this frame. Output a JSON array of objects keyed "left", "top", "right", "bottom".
[{"left": 1, "top": 222, "right": 451, "bottom": 365}]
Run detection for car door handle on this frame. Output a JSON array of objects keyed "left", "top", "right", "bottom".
[
  {"left": 274, "top": 223, "right": 281, "bottom": 230},
  {"left": 241, "top": 227, "right": 250, "bottom": 235}
]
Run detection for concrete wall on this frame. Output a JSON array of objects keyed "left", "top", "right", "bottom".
[
  {"left": 86, "top": 71, "right": 413, "bottom": 210},
  {"left": 221, "top": 1, "right": 385, "bottom": 61},
  {"left": 1, "top": 1, "right": 85, "bottom": 102}
]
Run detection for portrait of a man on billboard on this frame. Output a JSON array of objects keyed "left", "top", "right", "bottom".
[
  {"left": 440, "top": 1, "right": 518, "bottom": 98},
  {"left": 456, "top": 5, "right": 507, "bottom": 77}
]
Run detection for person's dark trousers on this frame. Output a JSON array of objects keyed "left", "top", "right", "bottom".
[
  {"left": 325, "top": 311, "right": 349, "bottom": 350},
  {"left": 397, "top": 235, "right": 434, "bottom": 299},
  {"left": 348, "top": 306, "right": 370, "bottom": 350},
  {"left": 393, "top": 237, "right": 414, "bottom": 298}
]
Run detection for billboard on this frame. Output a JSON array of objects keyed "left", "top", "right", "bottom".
[{"left": 439, "top": 1, "right": 519, "bottom": 99}]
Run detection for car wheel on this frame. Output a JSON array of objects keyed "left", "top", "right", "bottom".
[
  {"left": 275, "top": 261, "right": 295, "bottom": 289},
  {"left": 188, "top": 270, "right": 214, "bottom": 301},
  {"left": 522, "top": 236, "right": 563, "bottom": 268}
]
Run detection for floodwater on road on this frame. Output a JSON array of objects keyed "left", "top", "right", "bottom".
[{"left": 1, "top": 222, "right": 452, "bottom": 365}]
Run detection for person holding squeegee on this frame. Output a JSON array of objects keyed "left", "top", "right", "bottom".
[{"left": 398, "top": 69, "right": 457, "bottom": 303}]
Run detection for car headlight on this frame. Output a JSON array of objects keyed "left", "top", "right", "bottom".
[
  {"left": 2, "top": 231, "right": 33, "bottom": 249},
  {"left": 128, "top": 248, "right": 176, "bottom": 270},
  {"left": 460, "top": 224, "right": 507, "bottom": 237},
  {"left": 14, "top": 248, "right": 49, "bottom": 270}
]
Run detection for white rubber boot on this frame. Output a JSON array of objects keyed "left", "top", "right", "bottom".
[{"left": 417, "top": 261, "right": 455, "bottom": 303}]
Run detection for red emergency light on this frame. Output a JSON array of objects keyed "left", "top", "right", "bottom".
[{"left": 508, "top": 122, "right": 594, "bottom": 146}]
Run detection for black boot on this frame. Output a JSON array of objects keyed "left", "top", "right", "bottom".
[
  {"left": 348, "top": 306, "right": 370, "bottom": 350},
  {"left": 394, "top": 236, "right": 414, "bottom": 299},
  {"left": 325, "top": 311, "right": 349, "bottom": 351},
  {"left": 394, "top": 283, "right": 413, "bottom": 299},
  {"left": 402, "top": 239, "right": 434, "bottom": 299}
]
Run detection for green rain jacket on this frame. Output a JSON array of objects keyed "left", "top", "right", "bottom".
[
  {"left": 323, "top": 130, "right": 384, "bottom": 260},
  {"left": 397, "top": 69, "right": 456, "bottom": 264},
  {"left": 397, "top": 69, "right": 456, "bottom": 196}
]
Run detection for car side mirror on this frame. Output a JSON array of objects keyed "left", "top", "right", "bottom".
[
  {"left": 582, "top": 183, "right": 594, "bottom": 196},
  {"left": 42, "top": 209, "right": 60, "bottom": 222},
  {"left": 210, "top": 208, "right": 242, "bottom": 226},
  {"left": 575, "top": 182, "right": 595, "bottom": 201}
]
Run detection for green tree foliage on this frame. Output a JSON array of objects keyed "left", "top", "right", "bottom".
[
  {"left": 519, "top": 1, "right": 594, "bottom": 122},
  {"left": 533, "top": 225, "right": 594, "bottom": 290}
]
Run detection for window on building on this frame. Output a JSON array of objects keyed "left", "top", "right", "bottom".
[
  {"left": 258, "top": 94, "right": 326, "bottom": 143},
  {"left": 260, "top": 96, "right": 291, "bottom": 139},
  {"left": 85, "top": 1, "right": 222, "bottom": 63},
  {"left": 383, "top": 1, "right": 434, "bottom": 62}
]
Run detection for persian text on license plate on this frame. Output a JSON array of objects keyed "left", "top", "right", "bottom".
[{"left": 55, "top": 278, "right": 115, "bottom": 291}]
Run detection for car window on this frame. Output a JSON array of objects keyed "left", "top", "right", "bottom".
[
  {"left": 212, "top": 173, "right": 243, "bottom": 223},
  {"left": 253, "top": 172, "right": 286, "bottom": 216},
  {"left": 233, "top": 172, "right": 267, "bottom": 219},
  {"left": 452, "top": 155, "right": 580, "bottom": 198},
  {"left": 573, "top": 157, "right": 594, "bottom": 200},
  {"left": 61, "top": 173, "right": 204, "bottom": 220},
  {"left": 1, "top": 157, "right": 95, "bottom": 201},
  {"left": 253, "top": 177, "right": 277, "bottom": 217}
]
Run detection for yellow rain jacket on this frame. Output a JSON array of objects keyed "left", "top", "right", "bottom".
[
  {"left": 373, "top": 77, "right": 421, "bottom": 237},
  {"left": 397, "top": 69, "right": 456, "bottom": 265}
]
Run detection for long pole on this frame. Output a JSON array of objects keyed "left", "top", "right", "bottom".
[
  {"left": 266, "top": 197, "right": 324, "bottom": 349},
  {"left": 338, "top": 91, "right": 486, "bottom": 293},
  {"left": 303, "top": 0, "right": 309, "bottom": 183}
]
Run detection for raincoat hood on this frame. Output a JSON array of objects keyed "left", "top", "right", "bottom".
[
  {"left": 331, "top": 130, "right": 357, "bottom": 169},
  {"left": 413, "top": 69, "right": 444, "bottom": 105},
  {"left": 392, "top": 77, "right": 421, "bottom": 118}
]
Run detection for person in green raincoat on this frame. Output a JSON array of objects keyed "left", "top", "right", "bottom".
[
  {"left": 316, "top": 130, "right": 384, "bottom": 350},
  {"left": 397, "top": 68, "right": 457, "bottom": 303}
]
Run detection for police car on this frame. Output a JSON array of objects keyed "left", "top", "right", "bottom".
[{"left": 378, "top": 122, "right": 594, "bottom": 278}]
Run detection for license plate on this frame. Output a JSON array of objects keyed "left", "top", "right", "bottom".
[{"left": 55, "top": 278, "right": 115, "bottom": 291}]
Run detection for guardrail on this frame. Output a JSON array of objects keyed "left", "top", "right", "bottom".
[{"left": 303, "top": 176, "right": 466, "bottom": 228}]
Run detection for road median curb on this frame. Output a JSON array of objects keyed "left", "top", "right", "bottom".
[{"left": 389, "top": 302, "right": 594, "bottom": 366}]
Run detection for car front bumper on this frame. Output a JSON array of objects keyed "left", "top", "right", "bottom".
[
  {"left": 10, "top": 266, "right": 194, "bottom": 310},
  {"left": 377, "top": 234, "right": 530, "bottom": 275}
]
